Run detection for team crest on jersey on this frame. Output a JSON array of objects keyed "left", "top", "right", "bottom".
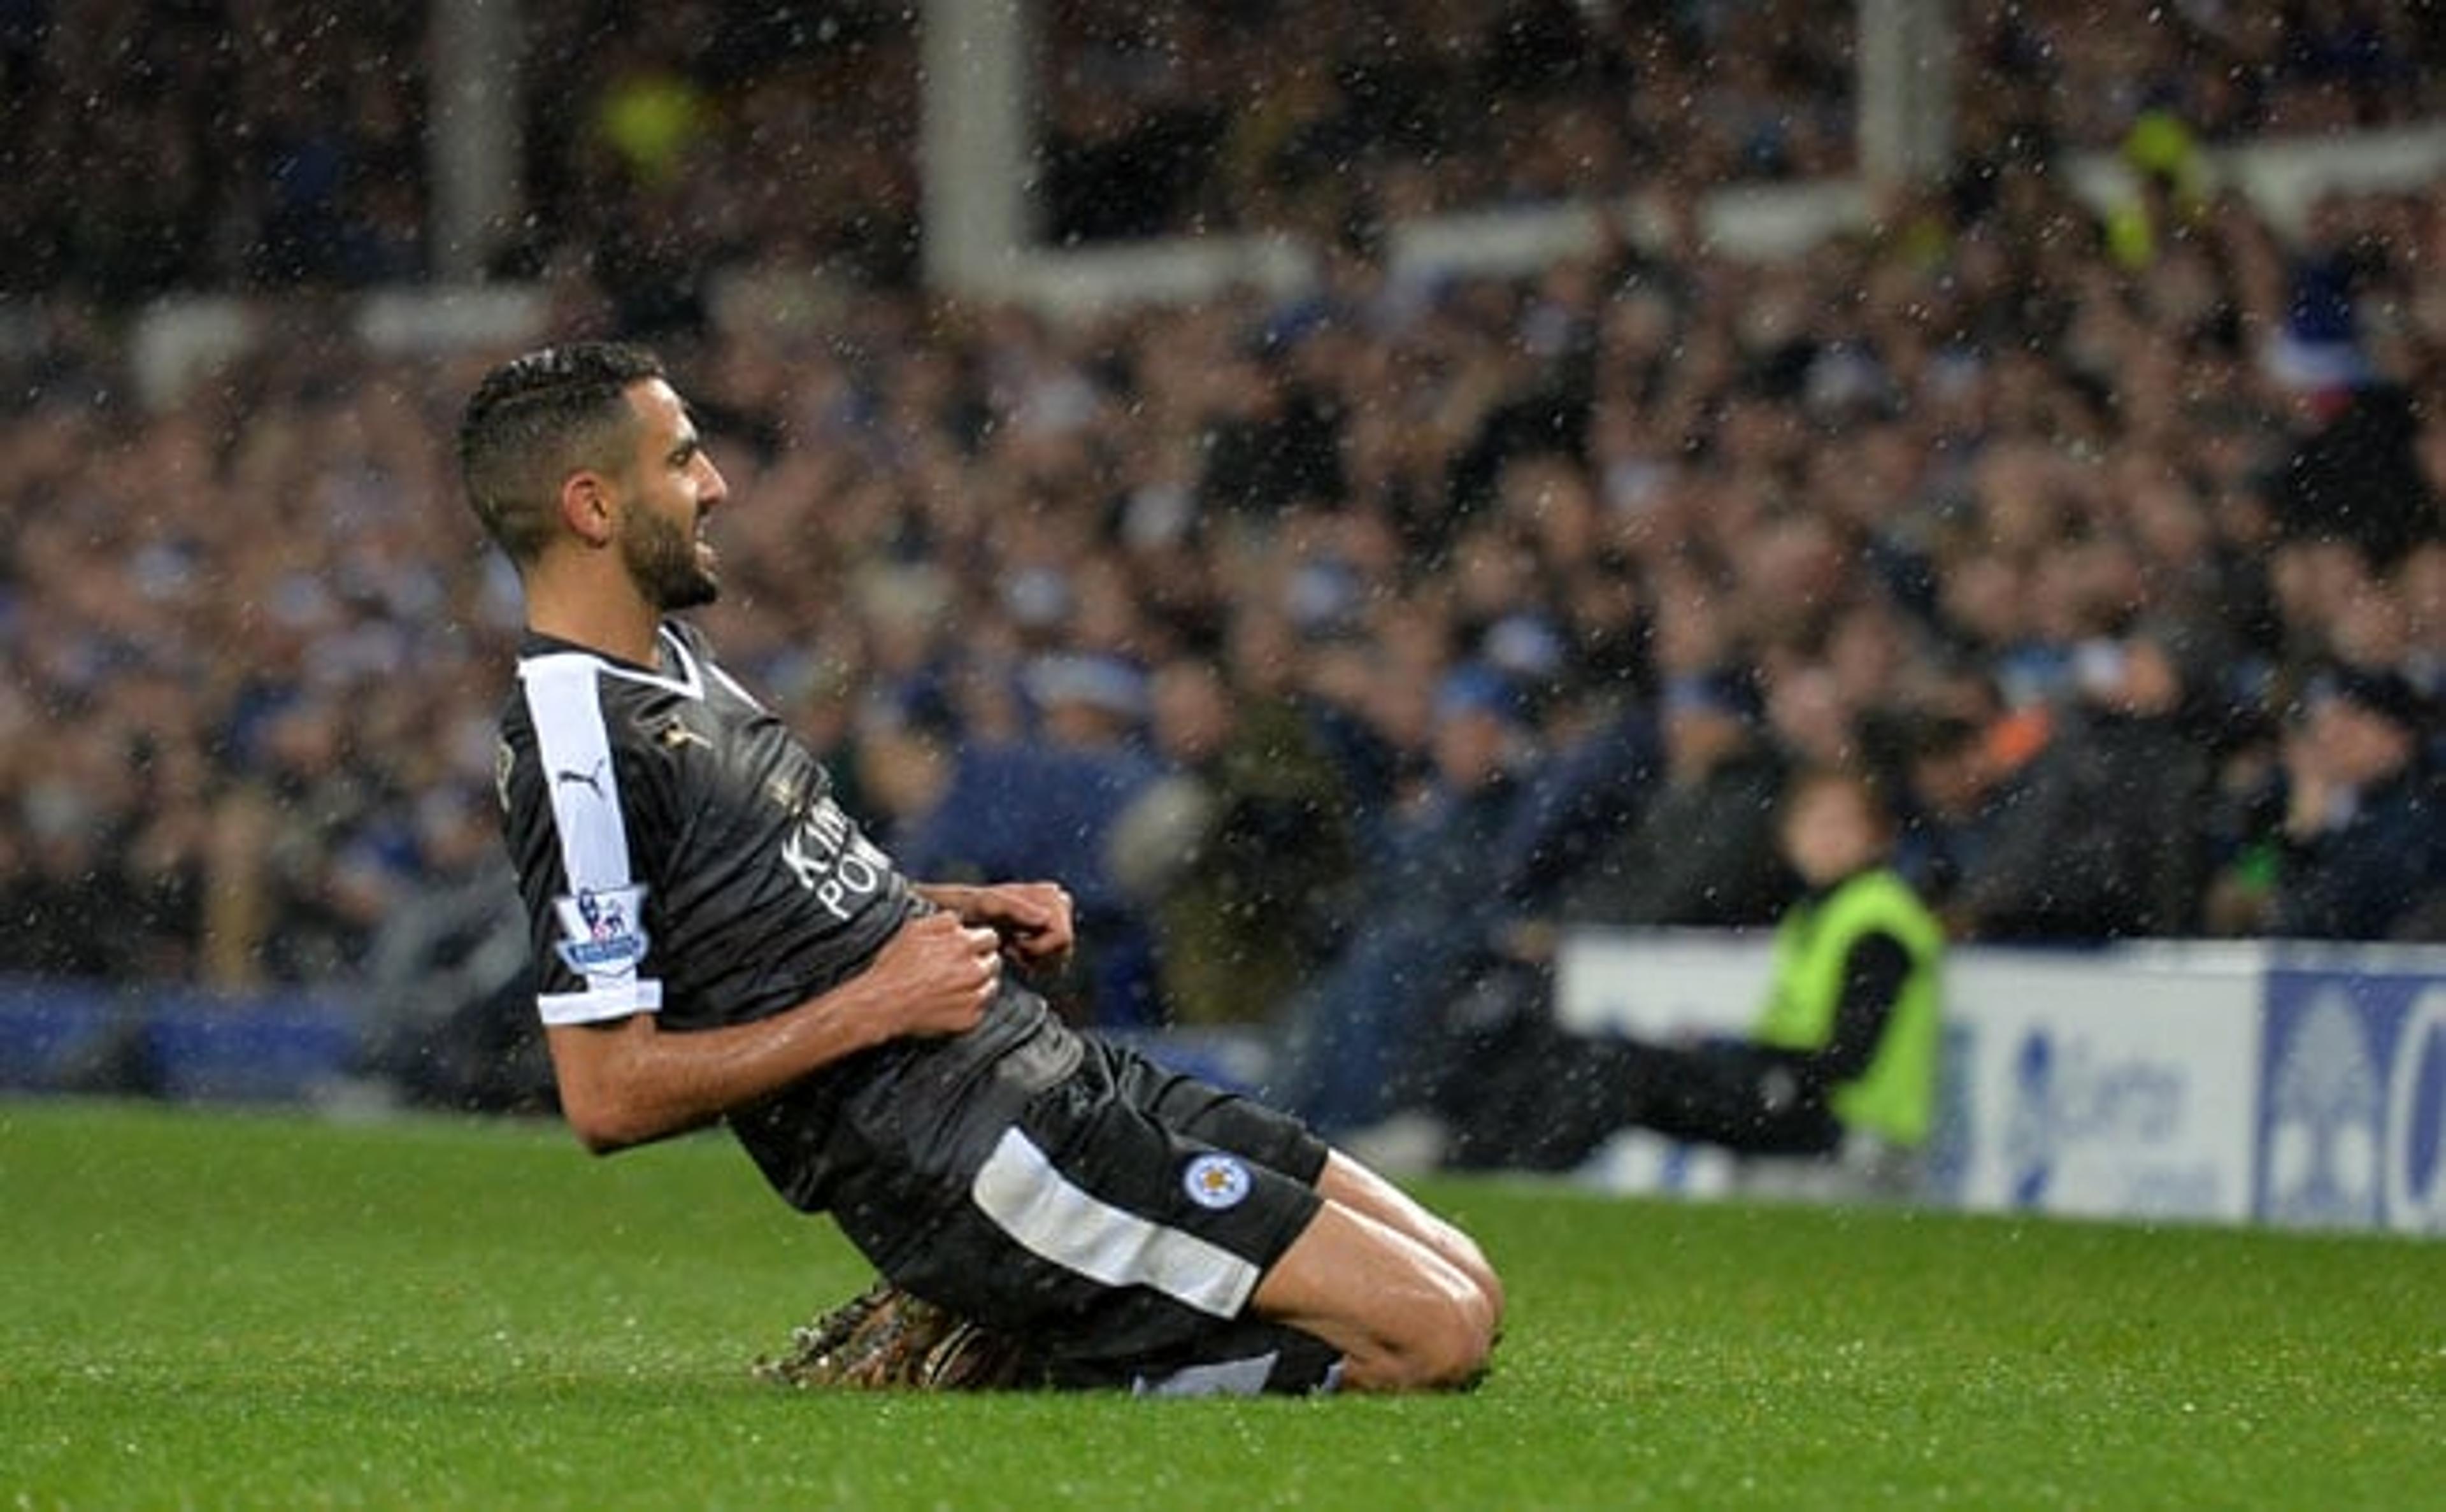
[
  {"left": 553, "top": 885, "right": 650, "bottom": 974},
  {"left": 1182, "top": 1153, "right": 1252, "bottom": 1211}
]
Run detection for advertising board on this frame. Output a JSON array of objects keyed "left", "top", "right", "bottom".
[
  {"left": 2259, "top": 960, "right": 2446, "bottom": 1235},
  {"left": 1943, "top": 948, "right": 2261, "bottom": 1223}
]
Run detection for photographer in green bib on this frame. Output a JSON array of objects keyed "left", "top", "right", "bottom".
[
  {"left": 1738, "top": 765, "right": 1947, "bottom": 1157},
  {"left": 1431, "top": 764, "right": 1947, "bottom": 1181}
]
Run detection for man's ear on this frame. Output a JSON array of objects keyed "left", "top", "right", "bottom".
[{"left": 559, "top": 469, "right": 615, "bottom": 548}]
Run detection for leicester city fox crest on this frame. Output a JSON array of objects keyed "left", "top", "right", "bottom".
[
  {"left": 1182, "top": 1153, "right": 1252, "bottom": 1210},
  {"left": 554, "top": 885, "right": 650, "bottom": 975}
]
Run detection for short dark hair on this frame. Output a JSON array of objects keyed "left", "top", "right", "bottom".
[{"left": 457, "top": 341, "right": 665, "bottom": 564}]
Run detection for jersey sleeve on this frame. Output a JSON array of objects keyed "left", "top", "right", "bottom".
[{"left": 510, "top": 653, "right": 668, "bottom": 1026}]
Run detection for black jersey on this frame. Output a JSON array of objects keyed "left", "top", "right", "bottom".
[{"left": 494, "top": 620, "right": 1057, "bottom": 1211}]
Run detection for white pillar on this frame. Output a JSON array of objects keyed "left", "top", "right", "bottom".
[
  {"left": 1857, "top": 0, "right": 1954, "bottom": 187},
  {"left": 919, "top": 0, "right": 1036, "bottom": 295},
  {"left": 429, "top": 0, "right": 524, "bottom": 283}
]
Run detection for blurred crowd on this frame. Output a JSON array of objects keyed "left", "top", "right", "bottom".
[
  {"left": 8, "top": 1, "right": 2446, "bottom": 304},
  {"left": 1036, "top": 0, "right": 2446, "bottom": 241},
  {"left": 4, "top": 163, "right": 2442, "bottom": 1021},
  {"left": 0, "top": 4, "right": 2442, "bottom": 1081}
]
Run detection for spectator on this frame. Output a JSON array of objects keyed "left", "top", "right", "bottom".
[
  {"left": 1943, "top": 626, "right": 2220, "bottom": 940},
  {"left": 1112, "top": 656, "right": 1358, "bottom": 1029},
  {"left": 896, "top": 652, "right": 1164, "bottom": 1025},
  {"left": 1891, "top": 700, "right": 2035, "bottom": 927},
  {"left": 1392, "top": 764, "right": 1948, "bottom": 1183},
  {"left": 2268, "top": 664, "right": 2445, "bottom": 939},
  {"left": 1551, "top": 667, "right": 1792, "bottom": 931},
  {"left": 1268, "top": 662, "right": 1540, "bottom": 1136}
]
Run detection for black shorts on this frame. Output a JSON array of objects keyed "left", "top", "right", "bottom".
[{"left": 826, "top": 1028, "right": 1339, "bottom": 1394}]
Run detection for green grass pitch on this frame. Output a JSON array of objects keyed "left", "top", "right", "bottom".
[{"left": 2, "top": 1097, "right": 2439, "bottom": 1510}]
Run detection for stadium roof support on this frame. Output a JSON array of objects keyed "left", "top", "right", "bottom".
[
  {"left": 1857, "top": 0, "right": 1954, "bottom": 187},
  {"left": 919, "top": 0, "right": 1037, "bottom": 295},
  {"left": 429, "top": 0, "right": 524, "bottom": 283}
]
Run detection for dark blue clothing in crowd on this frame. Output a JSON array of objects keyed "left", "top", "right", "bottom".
[
  {"left": 898, "top": 739, "right": 1164, "bottom": 1025},
  {"left": 2275, "top": 764, "right": 2446, "bottom": 941},
  {"left": 1268, "top": 768, "right": 1530, "bottom": 1135}
]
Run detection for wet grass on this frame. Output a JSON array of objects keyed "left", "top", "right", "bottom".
[{"left": 2, "top": 1097, "right": 2439, "bottom": 1509}]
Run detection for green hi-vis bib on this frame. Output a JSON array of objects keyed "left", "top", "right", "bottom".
[{"left": 1752, "top": 869, "right": 1947, "bottom": 1147}]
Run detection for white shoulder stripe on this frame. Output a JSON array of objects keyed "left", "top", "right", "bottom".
[
  {"left": 522, "top": 655, "right": 634, "bottom": 893},
  {"left": 969, "top": 1127, "right": 1259, "bottom": 1320},
  {"left": 539, "top": 981, "right": 665, "bottom": 1026},
  {"left": 520, "top": 654, "right": 659, "bottom": 1016}
]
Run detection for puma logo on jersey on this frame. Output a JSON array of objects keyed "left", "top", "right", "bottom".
[{"left": 555, "top": 759, "right": 608, "bottom": 797}]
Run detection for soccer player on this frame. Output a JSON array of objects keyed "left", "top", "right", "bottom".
[{"left": 457, "top": 341, "right": 1500, "bottom": 1395}]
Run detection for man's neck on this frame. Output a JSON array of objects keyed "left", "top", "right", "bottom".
[{"left": 522, "top": 568, "right": 661, "bottom": 667}]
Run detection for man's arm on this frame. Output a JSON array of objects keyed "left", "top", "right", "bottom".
[
  {"left": 547, "top": 913, "right": 1005, "bottom": 1155},
  {"left": 1777, "top": 930, "right": 1913, "bottom": 1090}
]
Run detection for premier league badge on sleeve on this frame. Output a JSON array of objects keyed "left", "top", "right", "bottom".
[
  {"left": 1182, "top": 1153, "right": 1252, "bottom": 1211},
  {"left": 554, "top": 885, "right": 650, "bottom": 975}
]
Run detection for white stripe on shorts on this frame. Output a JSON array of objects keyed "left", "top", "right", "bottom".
[{"left": 969, "top": 1126, "right": 1259, "bottom": 1320}]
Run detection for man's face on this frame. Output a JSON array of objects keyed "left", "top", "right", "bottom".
[
  {"left": 1780, "top": 778, "right": 1882, "bottom": 887},
  {"left": 613, "top": 379, "right": 727, "bottom": 611},
  {"left": 1431, "top": 706, "right": 1512, "bottom": 792},
  {"left": 1152, "top": 664, "right": 1233, "bottom": 765}
]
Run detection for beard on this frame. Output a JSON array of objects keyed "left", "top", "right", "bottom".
[{"left": 619, "top": 503, "right": 720, "bottom": 611}]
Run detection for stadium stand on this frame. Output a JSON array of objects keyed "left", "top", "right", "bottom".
[{"left": 0, "top": 3, "right": 2438, "bottom": 1111}]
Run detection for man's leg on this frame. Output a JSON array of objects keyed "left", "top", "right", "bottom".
[
  {"left": 824, "top": 1036, "right": 1503, "bottom": 1395},
  {"left": 1119, "top": 1041, "right": 1503, "bottom": 1390},
  {"left": 1272, "top": 911, "right": 1476, "bottom": 1135},
  {"left": 1115, "top": 1037, "right": 1497, "bottom": 1389},
  {"left": 1445, "top": 1032, "right": 1840, "bottom": 1170},
  {"left": 1248, "top": 1176, "right": 1499, "bottom": 1392},
  {"left": 1600, "top": 1038, "right": 1841, "bottom": 1155},
  {"left": 1314, "top": 1150, "right": 1505, "bottom": 1327}
]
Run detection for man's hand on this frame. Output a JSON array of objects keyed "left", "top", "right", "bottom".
[
  {"left": 860, "top": 912, "right": 1005, "bottom": 1038},
  {"left": 917, "top": 882, "right": 1076, "bottom": 974},
  {"left": 2280, "top": 726, "right": 2344, "bottom": 839}
]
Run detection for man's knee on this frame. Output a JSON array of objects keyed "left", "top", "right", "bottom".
[
  {"left": 1383, "top": 1279, "right": 1498, "bottom": 1391},
  {"left": 1313, "top": 1150, "right": 1508, "bottom": 1341},
  {"left": 1341, "top": 1257, "right": 1499, "bottom": 1393},
  {"left": 1433, "top": 1223, "right": 1506, "bottom": 1334},
  {"left": 1252, "top": 1200, "right": 1499, "bottom": 1392}
]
